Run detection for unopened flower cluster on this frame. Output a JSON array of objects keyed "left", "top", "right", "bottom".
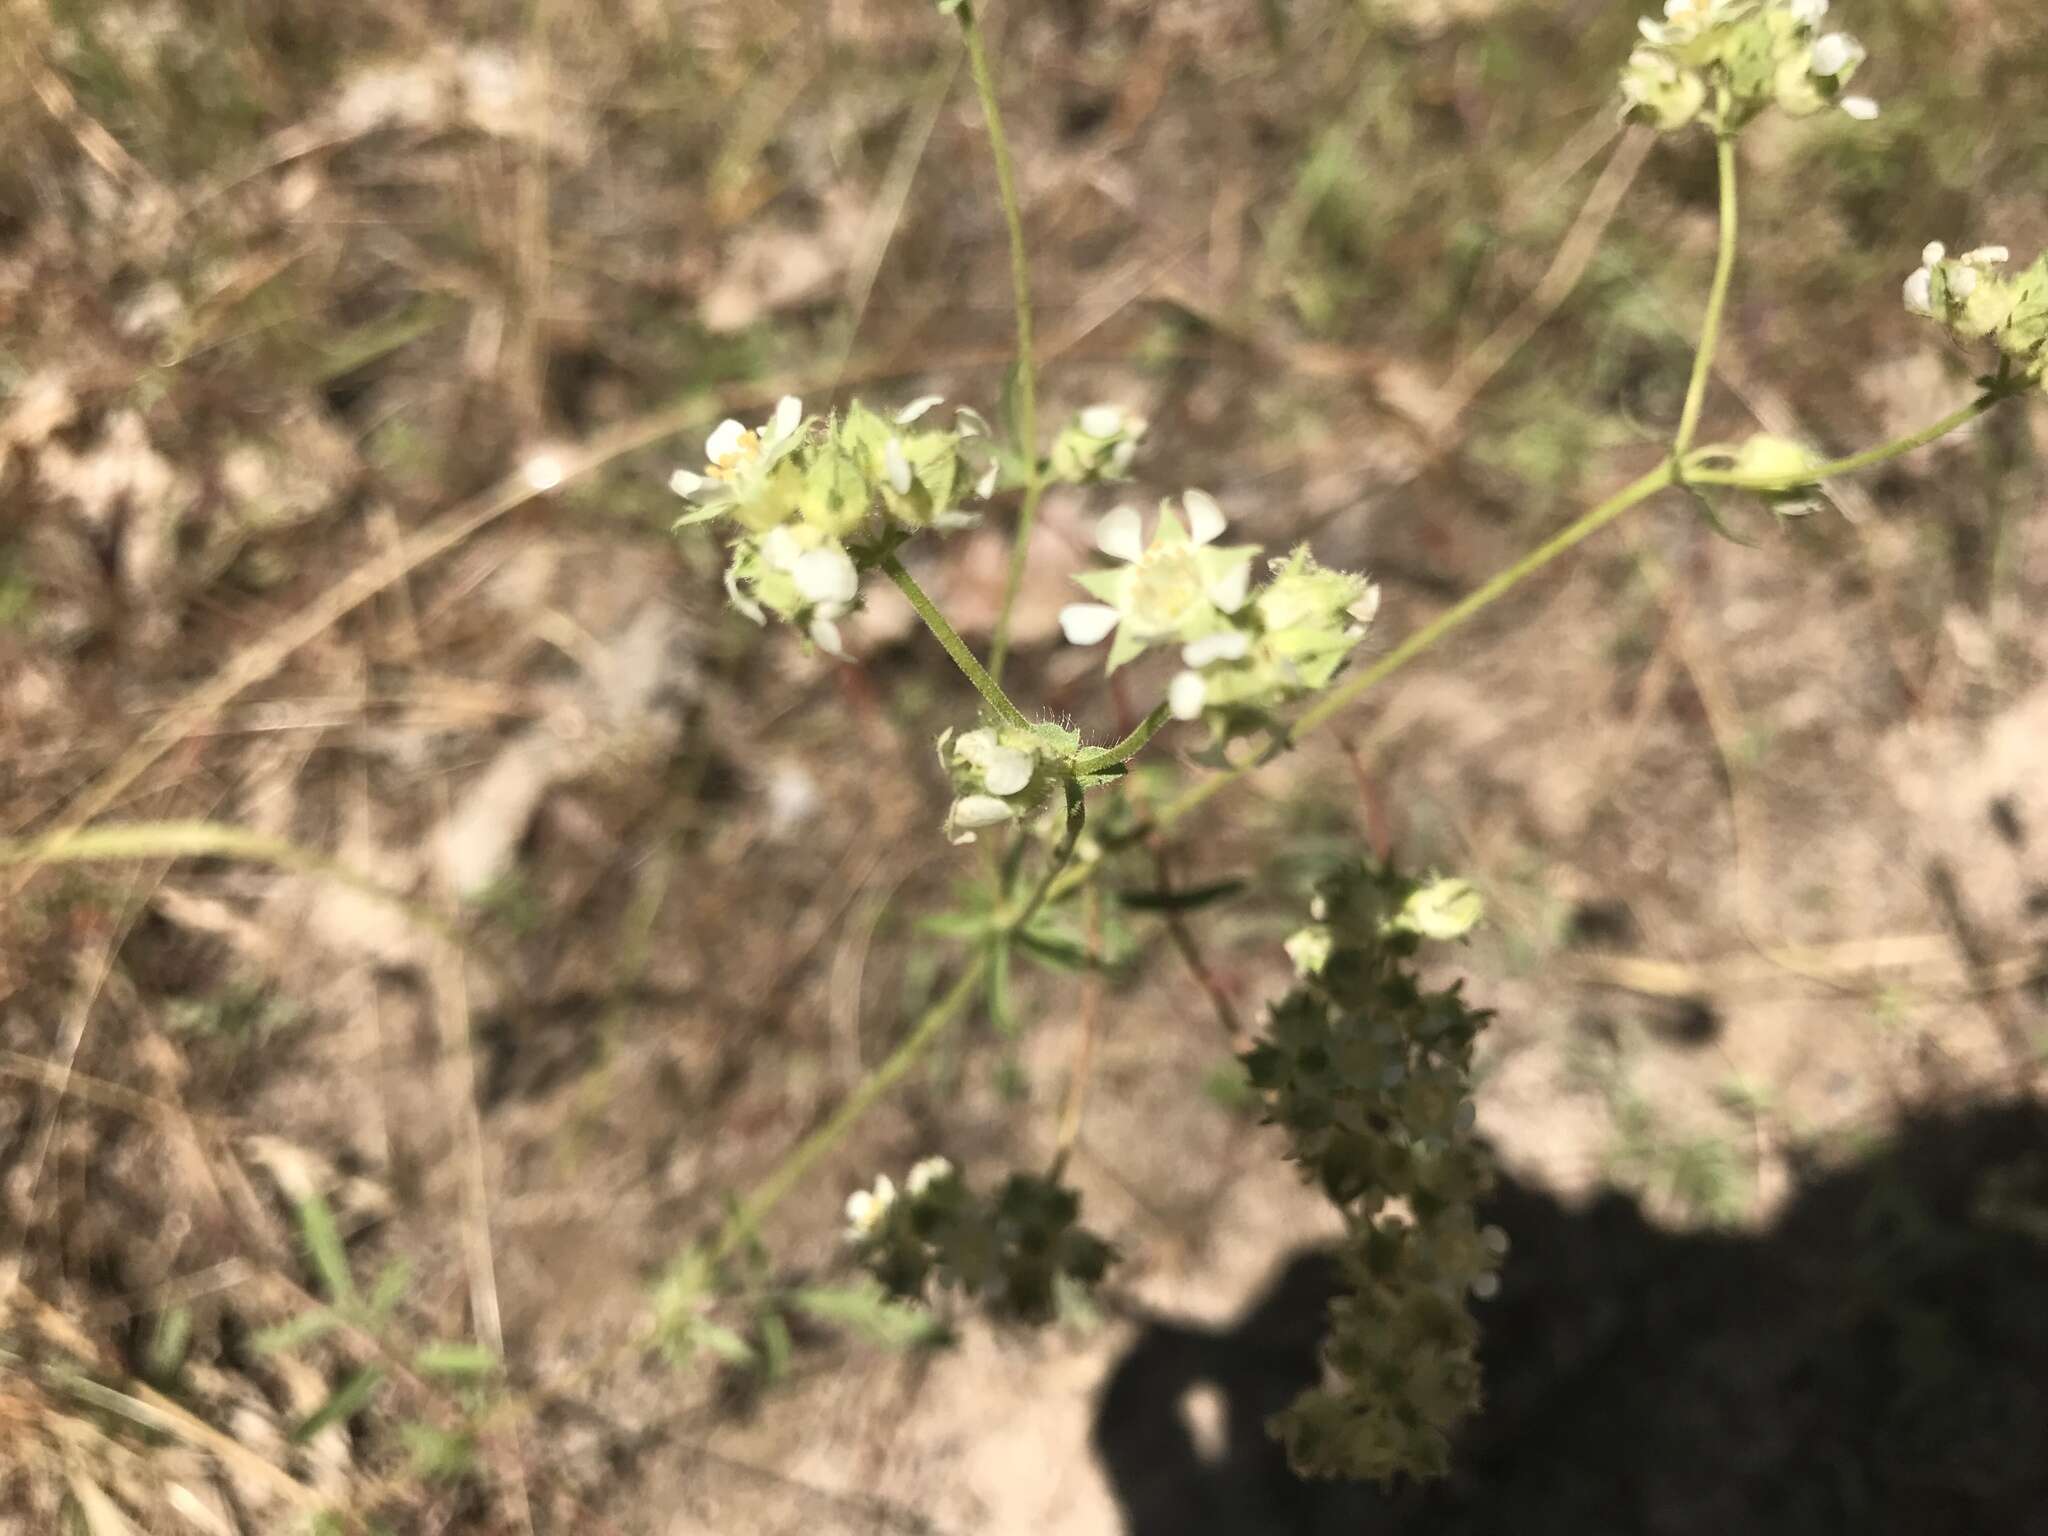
[
  {"left": 1243, "top": 863, "right": 1502, "bottom": 1482},
  {"left": 1903, "top": 242, "right": 2048, "bottom": 388},
  {"left": 845, "top": 1157, "right": 1114, "bottom": 1325},
  {"left": 1059, "top": 494, "right": 1381, "bottom": 740},
  {"left": 671, "top": 396, "right": 994, "bottom": 655},
  {"left": 1621, "top": 0, "right": 1877, "bottom": 134},
  {"left": 1048, "top": 404, "right": 1146, "bottom": 484},
  {"left": 938, "top": 723, "right": 1062, "bottom": 843}
]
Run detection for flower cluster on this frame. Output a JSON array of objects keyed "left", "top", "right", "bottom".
[
  {"left": 1243, "top": 862, "right": 1501, "bottom": 1482},
  {"left": 672, "top": 396, "right": 994, "bottom": 654},
  {"left": 1903, "top": 242, "right": 2048, "bottom": 388},
  {"left": 1059, "top": 496, "right": 1380, "bottom": 740},
  {"left": 1048, "top": 404, "right": 1147, "bottom": 484},
  {"left": 846, "top": 1158, "right": 1114, "bottom": 1325},
  {"left": 1620, "top": 0, "right": 1876, "bottom": 135},
  {"left": 938, "top": 723, "right": 1062, "bottom": 843}
]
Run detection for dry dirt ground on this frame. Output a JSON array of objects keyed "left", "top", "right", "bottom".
[{"left": 4, "top": 0, "right": 2048, "bottom": 1531}]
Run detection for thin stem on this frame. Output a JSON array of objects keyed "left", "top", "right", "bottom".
[
  {"left": 882, "top": 553, "right": 1028, "bottom": 727},
  {"left": 708, "top": 957, "right": 988, "bottom": 1264},
  {"left": 1075, "top": 703, "right": 1172, "bottom": 775},
  {"left": 1152, "top": 460, "right": 1679, "bottom": 836},
  {"left": 1003, "top": 783, "right": 1086, "bottom": 935},
  {"left": 957, "top": 3, "right": 1041, "bottom": 684},
  {"left": 1048, "top": 884, "right": 1104, "bottom": 1181},
  {"left": 1673, "top": 130, "right": 1739, "bottom": 458},
  {"left": 1687, "top": 394, "right": 2007, "bottom": 491}
]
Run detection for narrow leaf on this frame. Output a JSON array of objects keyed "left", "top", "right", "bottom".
[
  {"left": 251, "top": 1309, "right": 341, "bottom": 1357},
  {"left": 290, "top": 1367, "right": 384, "bottom": 1443},
  {"left": 294, "top": 1193, "right": 355, "bottom": 1307},
  {"left": 412, "top": 1342, "right": 499, "bottom": 1380},
  {"left": 1116, "top": 879, "right": 1246, "bottom": 913}
]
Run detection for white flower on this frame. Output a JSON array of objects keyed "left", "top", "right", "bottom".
[
  {"left": 1903, "top": 262, "right": 1935, "bottom": 316},
  {"left": 1055, "top": 492, "right": 1257, "bottom": 670},
  {"left": 1808, "top": 32, "right": 1862, "bottom": 77},
  {"left": 906, "top": 1156, "right": 953, "bottom": 1197},
  {"left": 844, "top": 1174, "right": 897, "bottom": 1240},
  {"left": 952, "top": 728, "right": 1035, "bottom": 796},
  {"left": 793, "top": 545, "right": 859, "bottom": 608},
  {"left": 896, "top": 395, "right": 945, "bottom": 424},
  {"left": 1950, "top": 264, "right": 1980, "bottom": 299},
  {"left": 1181, "top": 630, "right": 1251, "bottom": 668},
  {"left": 671, "top": 396, "right": 805, "bottom": 499},
  {"left": 1839, "top": 95, "right": 1879, "bottom": 121},
  {"left": 1078, "top": 404, "right": 1128, "bottom": 439},
  {"left": 1923, "top": 241, "right": 1948, "bottom": 267},
  {"left": 1168, "top": 670, "right": 1207, "bottom": 720},
  {"left": 951, "top": 794, "right": 1016, "bottom": 829}
]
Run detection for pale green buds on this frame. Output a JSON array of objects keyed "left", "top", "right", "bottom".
[
  {"left": 1390, "top": 877, "right": 1486, "bottom": 942},
  {"left": 1621, "top": 0, "right": 1877, "bottom": 136},
  {"left": 1904, "top": 241, "right": 2048, "bottom": 390},
  {"left": 1048, "top": 403, "right": 1147, "bottom": 485},
  {"left": 1243, "top": 862, "right": 1499, "bottom": 1482},
  {"left": 672, "top": 394, "right": 999, "bottom": 650}
]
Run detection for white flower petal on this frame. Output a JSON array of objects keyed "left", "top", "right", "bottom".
[
  {"left": 769, "top": 395, "right": 804, "bottom": 442},
  {"left": 1059, "top": 602, "right": 1121, "bottom": 646},
  {"left": 1903, "top": 266, "right": 1934, "bottom": 316},
  {"left": 669, "top": 468, "right": 707, "bottom": 497},
  {"left": 1922, "top": 241, "right": 1948, "bottom": 267},
  {"left": 884, "top": 437, "right": 914, "bottom": 496},
  {"left": 809, "top": 617, "right": 846, "bottom": 657},
  {"left": 522, "top": 453, "right": 565, "bottom": 492},
  {"left": 955, "top": 407, "right": 992, "bottom": 438},
  {"left": 1839, "top": 94, "right": 1879, "bottom": 121},
  {"left": 1181, "top": 630, "right": 1250, "bottom": 668},
  {"left": 760, "top": 526, "right": 802, "bottom": 571},
  {"left": 952, "top": 728, "right": 998, "bottom": 765},
  {"left": 793, "top": 545, "right": 860, "bottom": 607},
  {"left": 1182, "top": 488, "right": 1227, "bottom": 546},
  {"left": 1168, "top": 671, "right": 1207, "bottom": 721},
  {"left": 982, "top": 745, "right": 1034, "bottom": 797},
  {"left": 952, "top": 794, "right": 1016, "bottom": 829},
  {"left": 1788, "top": 0, "right": 1828, "bottom": 24},
  {"left": 1348, "top": 584, "right": 1383, "bottom": 626},
  {"left": 1095, "top": 505, "right": 1145, "bottom": 563},
  {"left": 1078, "top": 404, "right": 1125, "bottom": 439},
  {"left": 705, "top": 419, "right": 748, "bottom": 465},
  {"left": 975, "top": 462, "right": 1000, "bottom": 499},
  {"left": 906, "top": 1156, "right": 952, "bottom": 1196},
  {"left": 1964, "top": 245, "right": 2010, "bottom": 265},
  {"left": 896, "top": 394, "right": 945, "bottom": 424},
  {"left": 1206, "top": 560, "right": 1252, "bottom": 615},
  {"left": 1809, "top": 32, "right": 1861, "bottom": 77}
]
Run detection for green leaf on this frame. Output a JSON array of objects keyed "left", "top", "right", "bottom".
[
  {"left": 290, "top": 1367, "right": 384, "bottom": 1443},
  {"left": 919, "top": 910, "right": 994, "bottom": 942},
  {"left": 986, "top": 937, "right": 1017, "bottom": 1036},
  {"left": 1116, "top": 879, "right": 1245, "bottom": 913},
  {"left": 412, "top": 1342, "right": 499, "bottom": 1380},
  {"left": 758, "top": 1310, "right": 792, "bottom": 1383},
  {"left": 694, "top": 1321, "right": 756, "bottom": 1366},
  {"left": 1013, "top": 928, "right": 1094, "bottom": 973},
  {"left": 146, "top": 1306, "right": 192, "bottom": 1385},
  {"left": 367, "top": 1260, "right": 412, "bottom": 1321},
  {"left": 790, "top": 1282, "right": 949, "bottom": 1350},
  {"left": 293, "top": 1193, "right": 355, "bottom": 1307},
  {"left": 250, "top": 1308, "right": 342, "bottom": 1357}
]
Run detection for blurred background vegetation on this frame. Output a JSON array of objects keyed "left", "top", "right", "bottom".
[{"left": 3, "top": 0, "right": 2047, "bottom": 1530}]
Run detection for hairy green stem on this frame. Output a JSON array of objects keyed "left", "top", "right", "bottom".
[
  {"left": 957, "top": 4, "right": 1041, "bottom": 684},
  {"left": 1673, "top": 130, "right": 1739, "bottom": 458},
  {"left": 1075, "top": 703, "right": 1172, "bottom": 776},
  {"left": 882, "top": 554, "right": 1029, "bottom": 727},
  {"left": 708, "top": 957, "right": 989, "bottom": 1265},
  {"left": 1686, "top": 394, "right": 2008, "bottom": 490},
  {"left": 1001, "top": 783, "right": 1086, "bottom": 936}
]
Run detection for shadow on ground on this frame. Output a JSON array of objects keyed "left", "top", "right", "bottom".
[{"left": 1094, "top": 1098, "right": 2048, "bottom": 1536}]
